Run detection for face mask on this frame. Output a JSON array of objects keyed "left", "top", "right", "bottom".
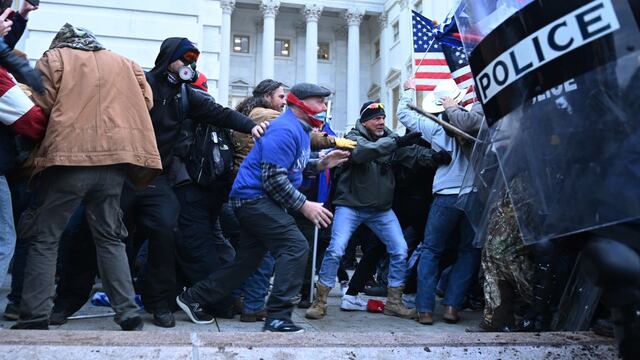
[
  {"left": 286, "top": 92, "right": 325, "bottom": 128},
  {"left": 315, "top": 112, "right": 327, "bottom": 122},
  {"left": 178, "top": 63, "right": 196, "bottom": 82}
]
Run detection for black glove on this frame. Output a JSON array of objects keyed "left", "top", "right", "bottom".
[
  {"left": 432, "top": 150, "right": 452, "bottom": 165},
  {"left": 0, "top": 41, "right": 44, "bottom": 94},
  {"left": 395, "top": 132, "right": 423, "bottom": 147}
]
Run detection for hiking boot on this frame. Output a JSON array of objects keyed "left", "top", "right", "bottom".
[
  {"left": 443, "top": 305, "right": 459, "bottom": 323},
  {"left": 305, "top": 283, "right": 331, "bottom": 320},
  {"left": 240, "top": 309, "right": 267, "bottom": 322},
  {"left": 3, "top": 302, "right": 19, "bottom": 320},
  {"left": 120, "top": 316, "right": 144, "bottom": 331},
  {"left": 11, "top": 320, "right": 49, "bottom": 330},
  {"left": 383, "top": 286, "right": 417, "bottom": 319},
  {"left": 418, "top": 312, "right": 434, "bottom": 325},
  {"left": 340, "top": 295, "right": 367, "bottom": 311},
  {"left": 176, "top": 291, "right": 214, "bottom": 324},
  {"left": 263, "top": 318, "right": 304, "bottom": 333}
]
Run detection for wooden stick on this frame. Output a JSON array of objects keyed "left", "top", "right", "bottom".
[{"left": 407, "top": 104, "right": 482, "bottom": 143}]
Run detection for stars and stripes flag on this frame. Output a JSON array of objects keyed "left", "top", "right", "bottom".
[{"left": 412, "top": 10, "right": 476, "bottom": 107}]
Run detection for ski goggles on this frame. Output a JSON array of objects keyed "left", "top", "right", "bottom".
[
  {"left": 360, "top": 102, "right": 384, "bottom": 116},
  {"left": 181, "top": 49, "right": 200, "bottom": 64}
]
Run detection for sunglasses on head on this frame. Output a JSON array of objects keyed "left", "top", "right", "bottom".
[
  {"left": 181, "top": 49, "right": 200, "bottom": 64},
  {"left": 361, "top": 102, "right": 384, "bottom": 116}
]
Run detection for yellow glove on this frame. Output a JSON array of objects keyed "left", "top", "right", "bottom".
[{"left": 334, "top": 138, "right": 357, "bottom": 150}]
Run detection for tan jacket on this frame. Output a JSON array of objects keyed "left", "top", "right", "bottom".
[
  {"left": 31, "top": 48, "right": 162, "bottom": 187},
  {"left": 231, "top": 107, "right": 335, "bottom": 179}
]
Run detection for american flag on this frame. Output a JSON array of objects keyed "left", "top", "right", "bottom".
[{"left": 412, "top": 10, "right": 475, "bottom": 107}]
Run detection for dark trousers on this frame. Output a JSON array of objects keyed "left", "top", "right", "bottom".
[
  {"left": 175, "top": 183, "right": 235, "bottom": 314},
  {"left": 174, "top": 183, "right": 225, "bottom": 285},
  {"left": 188, "top": 197, "right": 309, "bottom": 320},
  {"left": 121, "top": 174, "right": 179, "bottom": 312},
  {"left": 10, "top": 177, "right": 98, "bottom": 314},
  {"left": 17, "top": 166, "right": 138, "bottom": 324}
]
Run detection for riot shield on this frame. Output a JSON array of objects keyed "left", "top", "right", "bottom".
[
  {"left": 457, "top": 0, "right": 640, "bottom": 243},
  {"left": 457, "top": 119, "right": 508, "bottom": 246}
]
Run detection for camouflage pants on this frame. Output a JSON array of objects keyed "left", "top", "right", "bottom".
[{"left": 481, "top": 192, "right": 534, "bottom": 328}]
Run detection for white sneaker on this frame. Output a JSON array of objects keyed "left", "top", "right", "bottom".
[
  {"left": 402, "top": 293, "right": 416, "bottom": 309},
  {"left": 340, "top": 295, "right": 368, "bottom": 311},
  {"left": 340, "top": 281, "right": 349, "bottom": 296}
]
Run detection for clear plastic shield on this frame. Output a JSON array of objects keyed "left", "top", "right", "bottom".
[
  {"left": 457, "top": 120, "right": 506, "bottom": 246},
  {"left": 458, "top": 0, "right": 640, "bottom": 243}
]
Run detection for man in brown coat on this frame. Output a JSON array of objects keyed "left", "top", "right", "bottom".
[{"left": 12, "top": 23, "right": 161, "bottom": 331}]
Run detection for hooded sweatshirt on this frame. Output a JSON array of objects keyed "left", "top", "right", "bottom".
[{"left": 146, "top": 37, "right": 255, "bottom": 169}]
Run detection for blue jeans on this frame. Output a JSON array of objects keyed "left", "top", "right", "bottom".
[
  {"left": 416, "top": 195, "right": 480, "bottom": 313},
  {"left": 318, "top": 207, "right": 408, "bottom": 288},
  {"left": 241, "top": 252, "right": 275, "bottom": 313},
  {"left": 0, "top": 175, "right": 16, "bottom": 287}
]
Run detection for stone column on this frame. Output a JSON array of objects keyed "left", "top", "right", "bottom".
[
  {"left": 344, "top": 8, "right": 364, "bottom": 129},
  {"left": 302, "top": 4, "right": 323, "bottom": 84},
  {"left": 219, "top": 0, "right": 235, "bottom": 106},
  {"left": 260, "top": 0, "right": 280, "bottom": 80},
  {"left": 399, "top": 0, "right": 412, "bottom": 78},
  {"left": 378, "top": 13, "right": 388, "bottom": 105}
]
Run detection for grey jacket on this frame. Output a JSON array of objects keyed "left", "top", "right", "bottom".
[
  {"left": 444, "top": 102, "right": 485, "bottom": 136},
  {"left": 332, "top": 120, "right": 437, "bottom": 210}
]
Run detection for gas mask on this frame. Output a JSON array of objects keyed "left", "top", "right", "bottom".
[
  {"left": 168, "top": 63, "right": 197, "bottom": 84},
  {"left": 178, "top": 62, "right": 197, "bottom": 82},
  {"left": 286, "top": 92, "right": 326, "bottom": 128}
]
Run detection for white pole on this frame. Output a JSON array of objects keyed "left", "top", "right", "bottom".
[{"left": 309, "top": 226, "right": 319, "bottom": 303}]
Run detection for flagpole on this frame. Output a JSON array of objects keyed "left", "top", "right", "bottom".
[
  {"left": 411, "top": 4, "right": 460, "bottom": 77},
  {"left": 412, "top": 37, "right": 437, "bottom": 77}
]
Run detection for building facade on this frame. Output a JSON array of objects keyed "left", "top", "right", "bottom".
[{"left": 18, "top": 0, "right": 457, "bottom": 132}]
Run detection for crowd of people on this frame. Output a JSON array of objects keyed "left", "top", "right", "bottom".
[{"left": 0, "top": 1, "right": 611, "bottom": 335}]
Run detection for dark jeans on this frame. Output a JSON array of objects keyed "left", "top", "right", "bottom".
[
  {"left": 416, "top": 194, "right": 480, "bottom": 313},
  {"left": 17, "top": 166, "right": 138, "bottom": 324},
  {"left": 188, "top": 197, "right": 309, "bottom": 320},
  {"left": 121, "top": 174, "right": 179, "bottom": 312}
]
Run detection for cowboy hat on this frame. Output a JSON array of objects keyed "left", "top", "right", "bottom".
[{"left": 422, "top": 78, "right": 467, "bottom": 114}]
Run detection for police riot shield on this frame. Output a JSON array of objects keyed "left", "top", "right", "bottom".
[
  {"left": 457, "top": 119, "right": 508, "bottom": 246},
  {"left": 456, "top": 0, "right": 640, "bottom": 243}
]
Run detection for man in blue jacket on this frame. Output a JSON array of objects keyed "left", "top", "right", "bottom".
[{"left": 177, "top": 83, "right": 349, "bottom": 332}]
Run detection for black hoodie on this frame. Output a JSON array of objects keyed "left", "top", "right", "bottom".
[{"left": 146, "top": 37, "right": 255, "bottom": 169}]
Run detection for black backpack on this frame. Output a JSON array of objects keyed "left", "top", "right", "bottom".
[
  {"left": 178, "top": 84, "right": 235, "bottom": 188},
  {"left": 186, "top": 122, "right": 235, "bottom": 187}
]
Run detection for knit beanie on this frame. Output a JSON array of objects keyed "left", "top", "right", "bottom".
[
  {"left": 170, "top": 39, "right": 198, "bottom": 63},
  {"left": 359, "top": 101, "right": 386, "bottom": 123}
]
